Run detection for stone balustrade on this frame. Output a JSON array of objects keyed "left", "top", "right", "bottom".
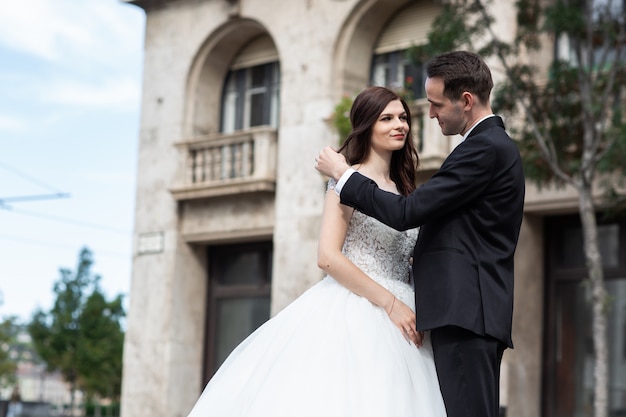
[{"left": 170, "top": 126, "right": 278, "bottom": 200}]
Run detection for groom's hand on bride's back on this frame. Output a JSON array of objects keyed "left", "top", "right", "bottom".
[{"left": 315, "top": 147, "right": 350, "bottom": 180}]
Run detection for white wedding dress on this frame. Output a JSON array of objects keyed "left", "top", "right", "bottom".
[{"left": 186, "top": 182, "right": 447, "bottom": 417}]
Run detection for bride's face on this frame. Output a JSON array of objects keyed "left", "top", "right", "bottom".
[{"left": 370, "top": 99, "right": 409, "bottom": 153}]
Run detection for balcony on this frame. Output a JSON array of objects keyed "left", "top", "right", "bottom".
[{"left": 170, "top": 126, "right": 277, "bottom": 200}]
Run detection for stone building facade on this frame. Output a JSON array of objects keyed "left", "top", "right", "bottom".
[{"left": 120, "top": 1, "right": 626, "bottom": 417}]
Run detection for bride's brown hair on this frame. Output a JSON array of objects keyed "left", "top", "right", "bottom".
[{"left": 337, "top": 86, "right": 419, "bottom": 196}]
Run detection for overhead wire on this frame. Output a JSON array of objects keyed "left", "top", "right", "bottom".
[
  {"left": 0, "top": 206, "right": 132, "bottom": 235},
  {"left": 0, "top": 159, "right": 130, "bottom": 235},
  {"left": 0, "top": 160, "right": 67, "bottom": 194}
]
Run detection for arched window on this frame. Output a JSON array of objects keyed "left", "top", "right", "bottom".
[
  {"left": 370, "top": 2, "right": 439, "bottom": 100},
  {"left": 221, "top": 35, "right": 280, "bottom": 133}
]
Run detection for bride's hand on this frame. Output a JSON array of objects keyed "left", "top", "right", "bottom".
[{"left": 386, "top": 296, "right": 423, "bottom": 347}]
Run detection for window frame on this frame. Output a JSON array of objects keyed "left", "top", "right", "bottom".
[
  {"left": 542, "top": 214, "right": 626, "bottom": 416},
  {"left": 370, "top": 49, "right": 425, "bottom": 100},
  {"left": 220, "top": 61, "right": 280, "bottom": 134},
  {"left": 202, "top": 241, "right": 273, "bottom": 385}
]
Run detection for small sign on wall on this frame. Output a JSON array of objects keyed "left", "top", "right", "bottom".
[{"left": 137, "top": 232, "right": 164, "bottom": 255}]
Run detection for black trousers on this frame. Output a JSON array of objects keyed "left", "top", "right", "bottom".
[{"left": 430, "top": 326, "right": 506, "bottom": 417}]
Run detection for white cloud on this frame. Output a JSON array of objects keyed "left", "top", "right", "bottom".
[
  {"left": 0, "top": 0, "right": 144, "bottom": 66},
  {"left": 0, "top": 0, "right": 92, "bottom": 62},
  {"left": 0, "top": 0, "right": 144, "bottom": 112},
  {"left": 40, "top": 76, "right": 141, "bottom": 111},
  {"left": 0, "top": 115, "right": 26, "bottom": 133}
]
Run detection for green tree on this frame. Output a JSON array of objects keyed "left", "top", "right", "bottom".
[
  {"left": 414, "top": 1, "right": 625, "bottom": 416},
  {"left": 76, "top": 289, "right": 124, "bottom": 402},
  {"left": 330, "top": 95, "right": 354, "bottom": 144},
  {"left": 0, "top": 315, "right": 18, "bottom": 392},
  {"left": 28, "top": 247, "right": 125, "bottom": 415}
]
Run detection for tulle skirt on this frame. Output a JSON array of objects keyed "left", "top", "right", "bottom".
[{"left": 186, "top": 276, "right": 447, "bottom": 417}]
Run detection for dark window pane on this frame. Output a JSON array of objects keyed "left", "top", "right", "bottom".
[
  {"left": 249, "top": 93, "right": 266, "bottom": 126},
  {"left": 371, "top": 54, "right": 390, "bottom": 87},
  {"left": 370, "top": 50, "right": 425, "bottom": 99},
  {"left": 551, "top": 278, "right": 626, "bottom": 416},
  {"left": 557, "top": 224, "right": 620, "bottom": 268},
  {"left": 250, "top": 65, "right": 266, "bottom": 88},
  {"left": 216, "top": 251, "right": 266, "bottom": 285},
  {"left": 551, "top": 281, "right": 592, "bottom": 416},
  {"left": 559, "top": 226, "right": 585, "bottom": 268},
  {"left": 215, "top": 297, "right": 270, "bottom": 368},
  {"left": 404, "top": 61, "right": 424, "bottom": 99}
]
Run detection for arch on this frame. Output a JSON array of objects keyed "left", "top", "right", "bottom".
[
  {"left": 184, "top": 19, "right": 278, "bottom": 138},
  {"left": 331, "top": 0, "right": 439, "bottom": 99}
]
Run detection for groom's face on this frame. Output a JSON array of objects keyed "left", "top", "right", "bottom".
[{"left": 425, "top": 76, "right": 465, "bottom": 136}]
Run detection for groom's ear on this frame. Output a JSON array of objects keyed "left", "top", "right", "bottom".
[{"left": 461, "top": 91, "right": 473, "bottom": 110}]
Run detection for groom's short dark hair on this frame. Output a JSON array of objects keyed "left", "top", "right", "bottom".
[{"left": 426, "top": 51, "right": 493, "bottom": 105}]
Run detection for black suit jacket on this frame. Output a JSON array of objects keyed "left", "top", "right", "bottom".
[{"left": 340, "top": 116, "right": 524, "bottom": 347}]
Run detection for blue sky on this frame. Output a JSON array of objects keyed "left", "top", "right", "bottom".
[{"left": 0, "top": 0, "right": 146, "bottom": 322}]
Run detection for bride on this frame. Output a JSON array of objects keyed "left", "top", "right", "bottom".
[{"left": 185, "top": 86, "right": 446, "bottom": 416}]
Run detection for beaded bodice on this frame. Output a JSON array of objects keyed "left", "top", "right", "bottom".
[
  {"left": 343, "top": 210, "right": 417, "bottom": 283},
  {"left": 327, "top": 180, "right": 418, "bottom": 301}
]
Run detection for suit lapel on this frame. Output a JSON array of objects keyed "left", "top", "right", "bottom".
[{"left": 466, "top": 116, "right": 505, "bottom": 139}]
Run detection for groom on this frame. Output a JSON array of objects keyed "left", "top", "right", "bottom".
[{"left": 316, "top": 51, "right": 525, "bottom": 417}]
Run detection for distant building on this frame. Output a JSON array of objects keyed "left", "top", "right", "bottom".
[
  {"left": 1, "top": 329, "right": 80, "bottom": 417},
  {"left": 120, "top": 1, "right": 626, "bottom": 417}
]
